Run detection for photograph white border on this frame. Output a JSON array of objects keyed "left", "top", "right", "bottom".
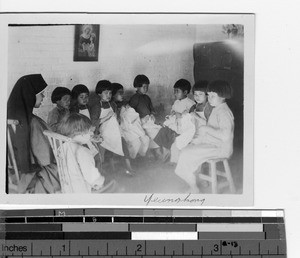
[{"left": 0, "top": 13, "right": 254, "bottom": 207}]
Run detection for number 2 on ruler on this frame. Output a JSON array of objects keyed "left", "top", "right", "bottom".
[{"left": 136, "top": 244, "right": 142, "bottom": 252}]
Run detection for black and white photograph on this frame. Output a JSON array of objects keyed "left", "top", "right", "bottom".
[{"left": 1, "top": 13, "right": 254, "bottom": 206}]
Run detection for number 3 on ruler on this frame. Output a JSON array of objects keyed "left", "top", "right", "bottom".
[{"left": 213, "top": 244, "right": 219, "bottom": 252}]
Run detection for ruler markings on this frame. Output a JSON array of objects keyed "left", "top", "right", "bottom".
[
  {"left": 0, "top": 209, "right": 284, "bottom": 217},
  {"left": 0, "top": 209, "right": 286, "bottom": 257},
  {"left": 0, "top": 217, "right": 286, "bottom": 224}
]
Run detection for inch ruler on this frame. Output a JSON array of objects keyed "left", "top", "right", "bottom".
[{"left": 0, "top": 209, "right": 286, "bottom": 258}]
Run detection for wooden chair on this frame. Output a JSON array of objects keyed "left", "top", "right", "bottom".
[
  {"left": 198, "top": 158, "right": 236, "bottom": 194},
  {"left": 7, "top": 119, "right": 20, "bottom": 192},
  {"left": 43, "top": 130, "right": 115, "bottom": 193}
]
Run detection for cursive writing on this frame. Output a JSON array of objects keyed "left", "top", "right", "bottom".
[{"left": 144, "top": 193, "right": 205, "bottom": 206}]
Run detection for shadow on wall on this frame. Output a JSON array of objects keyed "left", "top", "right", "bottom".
[{"left": 193, "top": 40, "right": 244, "bottom": 151}]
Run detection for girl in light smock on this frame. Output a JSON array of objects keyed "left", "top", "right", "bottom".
[
  {"left": 90, "top": 80, "right": 124, "bottom": 157},
  {"left": 58, "top": 113, "right": 106, "bottom": 193},
  {"left": 175, "top": 80, "right": 234, "bottom": 193},
  {"left": 110, "top": 83, "right": 150, "bottom": 160}
]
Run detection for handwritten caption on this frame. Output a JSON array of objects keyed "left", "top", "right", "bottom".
[{"left": 144, "top": 193, "right": 205, "bottom": 206}]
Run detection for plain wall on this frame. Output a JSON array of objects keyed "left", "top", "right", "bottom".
[{"left": 8, "top": 24, "right": 228, "bottom": 121}]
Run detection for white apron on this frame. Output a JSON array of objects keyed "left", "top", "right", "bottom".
[
  {"left": 141, "top": 115, "right": 161, "bottom": 149},
  {"left": 79, "top": 108, "right": 90, "bottom": 119},
  {"left": 191, "top": 111, "right": 207, "bottom": 145},
  {"left": 99, "top": 104, "right": 124, "bottom": 156},
  {"left": 175, "top": 113, "right": 196, "bottom": 150},
  {"left": 120, "top": 106, "right": 150, "bottom": 158}
]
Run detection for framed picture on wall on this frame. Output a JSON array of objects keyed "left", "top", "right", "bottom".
[{"left": 73, "top": 24, "right": 100, "bottom": 61}]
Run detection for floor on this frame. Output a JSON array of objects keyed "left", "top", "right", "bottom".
[
  {"left": 102, "top": 147, "right": 244, "bottom": 195},
  {"left": 7, "top": 147, "right": 243, "bottom": 195}
]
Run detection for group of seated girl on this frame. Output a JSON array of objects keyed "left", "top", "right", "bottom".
[{"left": 7, "top": 73, "right": 234, "bottom": 194}]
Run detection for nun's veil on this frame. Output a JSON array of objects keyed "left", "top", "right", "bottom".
[{"left": 7, "top": 74, "right": 47, "bottom": 125}]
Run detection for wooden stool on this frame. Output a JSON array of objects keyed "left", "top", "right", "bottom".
[{"left": 198, "top": 158, "right": 236, "bottom": 194}]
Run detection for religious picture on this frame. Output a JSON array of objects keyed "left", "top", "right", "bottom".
[{"left": 74, "top": 24, "right": 100, "bottom": 61}]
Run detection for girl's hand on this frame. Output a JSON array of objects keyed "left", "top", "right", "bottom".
[
  {"left": 7, "top": 119, "right": 19, "bottom": 125},
  {"left": 170, "top": 110, "right": 176, "bottom": 116},
  {"left": 150, "top": 114, "right": 156, "bottom": 121},
  {"left": 182, "top": 110, "right": 188, "bottom": 116},
  {"left": 90, "top": 126, "right": 96, "bottom": 133},
  {"left": 175, "top": 112, "right": 182, "bottom": 119},
  {"left": 91, "top": 134, "right": 103, "bottom": 143}
]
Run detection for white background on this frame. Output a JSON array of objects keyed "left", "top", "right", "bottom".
[{"left": 0, "top": 0, "right": 299, "bottom": 257}]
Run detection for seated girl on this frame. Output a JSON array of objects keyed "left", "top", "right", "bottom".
[
  {"left": 175, "top": 80, "right": 234, "bottom": 193},
  {"left": 129, "top": 75, "right": 162, "bottom": 155},
  {"left": 47, "top": 87, "right": 71, "bottom": 132},
  {"left": 58, "top": 113, "right": 106, "bottom": 193},
  {"left": 90, "top": 80, "right": 135, "bottom": 175},
  {"left": 70, "top": 84, "right": 91, "bottom": 119},
  {"left": 111, "top": 83, "right": 150, "bottom": 160},
  {"left": 162, "top": 79, "right": 195, "bottom": 133},
  {"left": 170, "top": 81, "right": 213, "bottom": 163},
  {"left": 189, "top": 81, "right": 213, "bottom": 144},
  {"left": 152, "top": 79, "right": 195, "bottom": 161}
]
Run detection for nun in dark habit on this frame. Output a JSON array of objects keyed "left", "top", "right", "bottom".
[{"left": 7, "top": 74, "right": 60, "bottom": 193}]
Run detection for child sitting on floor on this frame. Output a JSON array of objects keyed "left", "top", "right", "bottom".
[
  {"left": 58, "top": 113, "right": 106, "bottom": 193},
  {"left": 70, "top": 84, "right": 91, "bottom": 119},
  {"left": 111, "top": 83, "right": 150, "bottom": 159},
  {"left": 47, "top": 87, "right": 71, "bottom": 132},
  {"left": 175, "top": 80, "right": 234, "bottom": 193}
]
